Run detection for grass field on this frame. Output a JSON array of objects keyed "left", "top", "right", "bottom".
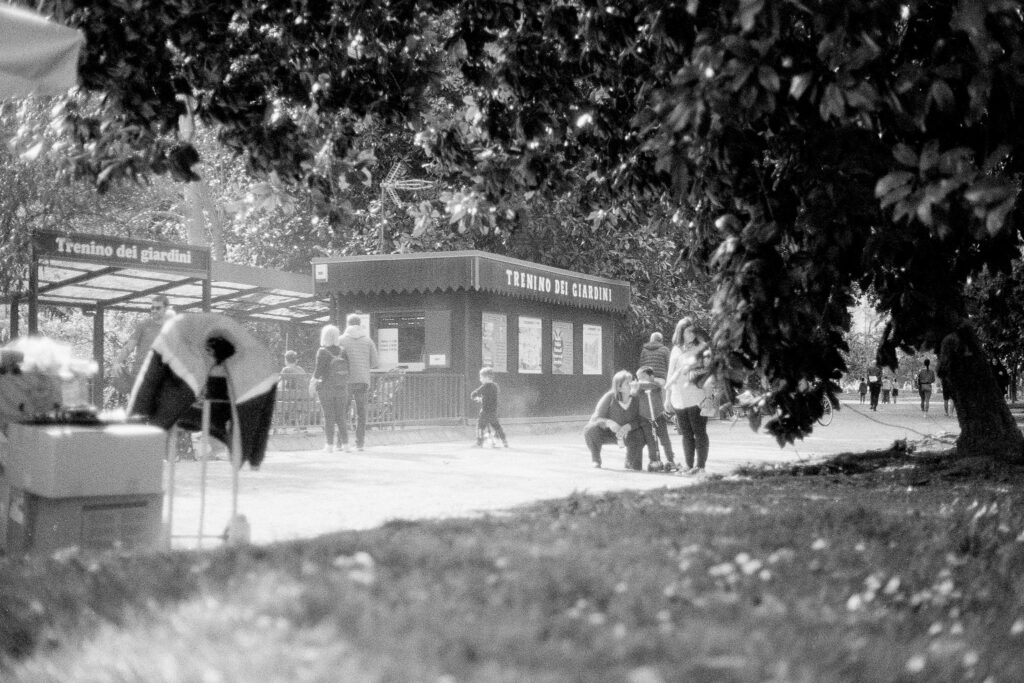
[{"left": 1, "top": 442, "right": 1023, "bottom": 682}]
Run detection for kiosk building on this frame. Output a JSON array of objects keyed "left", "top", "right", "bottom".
[{"left": 312, "top": 251, "right": 632, "bottom": 419}]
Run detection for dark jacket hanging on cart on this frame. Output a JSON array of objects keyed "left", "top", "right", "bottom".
[{"left": 127, "top": 313, "right": 279, "bottom": 467}]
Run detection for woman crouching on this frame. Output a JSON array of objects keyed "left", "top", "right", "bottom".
[{"left": 583, "top": 370, "right": 645, "bottom": 469}]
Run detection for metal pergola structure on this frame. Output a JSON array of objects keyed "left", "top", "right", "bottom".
[{"left": 3, "top": 231, "right": 330, "bottom": 403}]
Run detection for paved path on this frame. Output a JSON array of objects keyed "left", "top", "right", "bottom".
[{"left": 165, "top": 399, "right": 960, "bottom": 548}]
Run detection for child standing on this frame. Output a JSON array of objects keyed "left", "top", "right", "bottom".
[
  {"left": 634, "top": 366, "right": 679, "bottom": 471},
  {"left": 470, "top": 367, "right": 508, "bottom": 447}
]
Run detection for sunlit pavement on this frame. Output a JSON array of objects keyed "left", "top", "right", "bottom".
[{"left": 164, "top": 398, "right": 962, "bottom": 548}]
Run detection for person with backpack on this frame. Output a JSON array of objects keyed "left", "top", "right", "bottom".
[{"left": 312, "top": 324, "right": 351, "bottom": 452}]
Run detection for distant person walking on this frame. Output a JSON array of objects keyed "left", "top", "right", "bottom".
[
  {"left": 470, "top": 366, "right": 508, "bottom": 447},
  {"left": 665, "top": 318, "right": 712, "bottom": 475},
  {"left": 313, "top": 325, "right": 350, "bottom": 452},
  {"left": 881, "top": 375, "right": 892, "bottom": 404},
  {"left": 858, "top": 377, "right": 867, "bottom": 404},
  {"left": 338, "top": 313, "right": 379, "bottom": 452},
  {"left": 638, "top": 331, "right": 670, "bottom": 381},
  {"left": 866, "top": 362, "right": 883, "bottom": 411},
  {"left": 584, "top": 370, "right": 644, "bottom": 469},
  {"left": 942, "top": 380, "right": 956, "bottom": 417},
  {"left": 916, "top": 359, "right": 936, "bottom": 412}
]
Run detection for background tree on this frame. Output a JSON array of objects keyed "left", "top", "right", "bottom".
[{"left": 416, "top": 0, "right": 1024, "bottom": 459}]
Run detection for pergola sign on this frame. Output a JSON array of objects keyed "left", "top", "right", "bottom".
[{"left": 4, "top": 230, "right": 330, "bottom": 403}]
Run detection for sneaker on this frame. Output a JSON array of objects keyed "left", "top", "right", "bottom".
[
  {"left": 323, "top": 444, "right": 334, "bottom": 453},
  {"left": 664, "top": 461, "right": 680, "bottom": 472},
  {"left": 682, "top": 467, "right": 698, "bottom": 475},
  {"left": 502, "top": 442, "right": 509, "bottom": 448},
  {"left": 356, "top": 446, "right": 364, "bottom": 452},
  {"left": 593, "top": 460, "right": 602, "bottom": 468},
  {"left": 648, "top": 461, "right": 665, "bottom": 472},
  {"left": 472, "top": 442, "right": 483, "bottom": 448}
]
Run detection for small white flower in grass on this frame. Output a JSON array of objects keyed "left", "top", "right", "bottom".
[
  {"left": 811, "top": 538, "right": 828, "bottom": 551},
  {"left": 963, "top": 651, "right": 979, "bottom": 668},
  {"left": 663, "top": 584, "right": 677, "bottom": 598},
  {"left": 612, "top": 622, "right": 627, "bottom": 639},
  {"left": 928, "top": 622, "right": 943, "bottom": 636},
  {"left": 657, "top": 609, "right": 672, "bottom": 623},
  {"left": 614, "top": 581, "right": 629, "bottom": 594},
  {"left": 854, "top": 542, "right": 866, "bottom": 552},
  {"left": 905, "top": 654, "right": 926, "bottom": 674},
  {"left": 884, "top": 576, "right": 901, "bottom": 595},
  {"left": 767, "top": 548, "right": 796, "bottom": 564},
  {"left": 1010, "top": 618, "right": 1024, "bottom": 635},
  {"left": 759, "top": 569, "right": 772, "bottom": 582},
  {"left": 494, "top": 556, "right": 510, "bottom": 570},
  {"left": 735, "top": 552, "right": 752, "bottom": 565},
  {"left": 708, "top": 562, "right": 735, "bottom": 577},
  {"left": 589, "top": 612, "right": 606, "bottom": 626},
  {"left": 846, "top": 594, "right": 864, "bottom": 611},
  {"left": 950, "top": 622, "right": 964, "bottom": 635}
]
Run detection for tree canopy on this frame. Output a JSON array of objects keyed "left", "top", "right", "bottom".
[{"left": 12, "top": 0, "right": 1024, "bottom": 458}]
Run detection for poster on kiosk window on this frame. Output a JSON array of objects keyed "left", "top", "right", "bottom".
[
  {"left": 582, "top": 324, "right": 603, "bottom": 375},
  {"left": 518, "top": 316, "right": 542, "bottom": 374}
]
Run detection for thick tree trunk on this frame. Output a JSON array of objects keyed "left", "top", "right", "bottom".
[{"left": 938, "top": 326, "right": 1024, "bottom": 462}]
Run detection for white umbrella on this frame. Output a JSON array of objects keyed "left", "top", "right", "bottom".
[{"left": 0, "top": 4, "right": 84, "bottom": 98}]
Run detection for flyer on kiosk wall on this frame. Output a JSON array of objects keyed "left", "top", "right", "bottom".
[{"left": 582, "top": 324, "right": 602, "bottom": 375}]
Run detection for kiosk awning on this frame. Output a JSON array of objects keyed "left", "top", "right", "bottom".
[
  {"left": 6, "top": 230, "right": 328, "bottom": 325},
  {"left": 312, "top": 251, "right": 632, "bottom": 314}
]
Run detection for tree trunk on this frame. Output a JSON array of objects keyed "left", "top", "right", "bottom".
[{"left": 938, "top": 326, "right": 1023, "bottom": 462}]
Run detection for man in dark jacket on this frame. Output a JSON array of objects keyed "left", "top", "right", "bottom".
[{"left": 638, "top": 332, "right": 670, "bottom": 380}]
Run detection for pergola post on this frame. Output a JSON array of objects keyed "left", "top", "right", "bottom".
[
  {"left": 9, "top": 294, "right": 19, "bottom": 339},
  {"left": 92, "top": 305, "right": 105, "bottom": 406},
  {"left": 28, "top": 256, "right": 38, "bottom": 334}
]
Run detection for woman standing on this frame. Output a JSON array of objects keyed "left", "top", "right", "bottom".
[
  {"left": 665, "top": 318, "right": 712, "bottom": 475},
  {"left": 583, "top": 370, "right": 645, "bottom": 469},
  {"left": 313, "top": 324, "right": 350, "bottom": 452}
]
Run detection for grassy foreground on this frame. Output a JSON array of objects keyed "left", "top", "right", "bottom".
[{"left": 2, "top": 443, "right": 1024, "bottom": 682}]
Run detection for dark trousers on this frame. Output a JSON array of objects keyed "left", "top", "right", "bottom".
[
  {"left": 674, "top": 406, "right": 708, "bottom": 469},
  {"left": 348, "top": 382, "right": 368, "bottom": 447},
  {"left": 319, "top": 387, "right": 349, "bottom": 445},
  {"left": 476, "top": 411, "right": 506, "bottom": 444},
  {"left": 583, "top": 423, "right": 645, "bottom": 469},
  {"left": 638, "top": 415, "right": 676, "bottom": 463},
  {"left": 869, "top": 384, "right": 881, "bottom": 410}
]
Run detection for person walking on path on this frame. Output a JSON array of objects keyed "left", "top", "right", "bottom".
[
  {"left": 665, "top": 318, "right": 713, "bottom": 475},
  {"left": 866, "top": 361, "right": 883, "bottom": 411},
  {"left": 941, "top": 380, "right": 956, "bottom": 416},
  {"left": 638, "top": 332, "right": 670, "bottom": 381},
  {"left": 858, "top": 377, "right": 867, "bottom": 404},
  {"left": 338, "top": 313, "right": 379, "bottom": 451},
  {"left": 584, "top": 370, "right": 644, "bottom": 469},
  {"left": 313, "top": 325, "right": 350, "bottom": 452},
  {"left": 470, "top": 366, "right": 508, "bottom": 447},
  {"left": 881, "top": 375, "right": 892, "bottom": 404},
  {"left": 916, "top": 359, "right": 936, "bottom": 412}
]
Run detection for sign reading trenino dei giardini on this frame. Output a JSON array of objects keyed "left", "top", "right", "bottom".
[{"left": 33, "top": 230, "right": 211, "bottom": 274}]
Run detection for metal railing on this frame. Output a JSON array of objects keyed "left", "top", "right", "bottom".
[{"left": 271, "top": 371, "right": 466, "bottom": 431}]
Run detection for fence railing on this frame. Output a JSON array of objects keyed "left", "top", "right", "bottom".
[{"left": 272, "top": 371, "right": 466, "bottom": 431}]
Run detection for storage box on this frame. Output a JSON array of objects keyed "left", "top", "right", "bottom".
[
  {"left": 5, "top": 423, "right": 164, "bottom": 498},
  {"left": 4, "top": 487, "right": 163, "bottom": 552}
]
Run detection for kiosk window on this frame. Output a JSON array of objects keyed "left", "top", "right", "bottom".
[{"left": 377, "top": 311, "right": 425, "bottom": 365}]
